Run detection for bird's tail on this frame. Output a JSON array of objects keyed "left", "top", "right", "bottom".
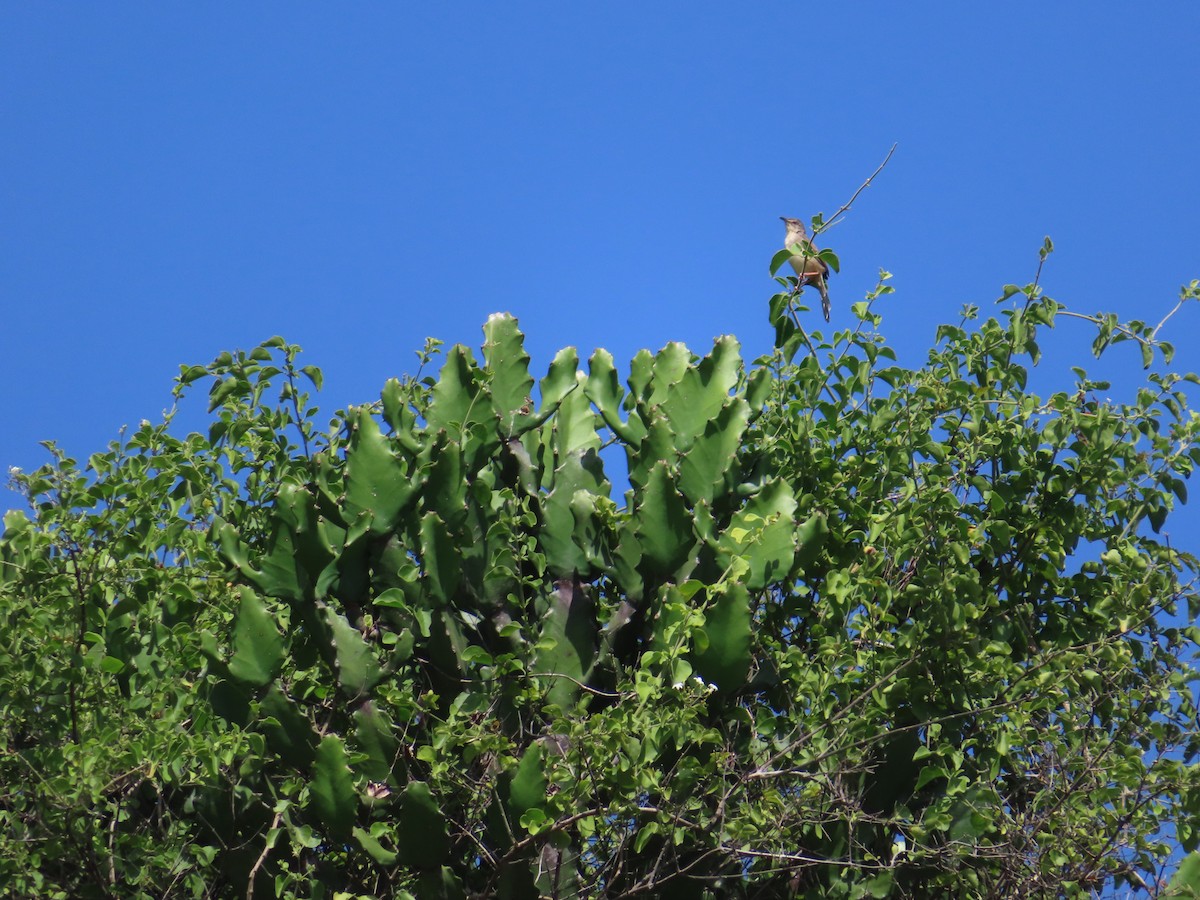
[{"left": 819, "top": 279, "right": 831, "bottom": 322}]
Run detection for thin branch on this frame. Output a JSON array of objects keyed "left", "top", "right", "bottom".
[
  {"left": 728, "top": 845, "right": 894, "bottom": 871},
  {"left": 1150, "top": 292, "right": 1190, "bottom": 341},
  {"left": 526, "top": 671, "right": 625, "bottom": 699},
  {"left": 819, "top": 143, "right": 898, "bottom": 236},
  {"left": 245, "top": 809, "right": 282, "bottom": 900}
]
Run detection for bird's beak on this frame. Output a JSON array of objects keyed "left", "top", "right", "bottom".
[{"left": 779, "top": 216, "right": 787, "bottom": 222}]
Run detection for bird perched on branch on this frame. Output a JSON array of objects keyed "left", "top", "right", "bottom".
[{"left": 780, "top": 216, "right": 831, "bottom": 321}]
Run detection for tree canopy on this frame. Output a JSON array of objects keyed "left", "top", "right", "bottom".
[{"left": 3, "top": 252, "right": 1200, "bottom": 898}]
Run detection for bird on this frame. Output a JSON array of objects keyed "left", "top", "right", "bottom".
[{"left": 780, "top": 216, "right": 831, "bottom": 321}]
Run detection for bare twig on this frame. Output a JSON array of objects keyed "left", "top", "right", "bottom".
[
  {"left": 526, "top": 671, "right": 624, "bottom": 699},
  {"left": 818, "top": 143, "right": 898, "bottom": 236},
  {"left": 1151, "top": 292, "right": 1190, "bottom": 341},
  {"left": 245, "top": 809, "right": 282, "bottom": 900}
]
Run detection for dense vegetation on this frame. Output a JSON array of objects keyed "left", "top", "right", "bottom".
[{"left": 3, "top": 250, "right": 1200, "bottom": 898}]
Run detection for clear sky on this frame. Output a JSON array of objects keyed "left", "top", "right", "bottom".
[{"left": 3, "top": 4, "right": 1198, "bottom": 520}]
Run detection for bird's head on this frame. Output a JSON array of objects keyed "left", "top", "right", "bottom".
[{"left": 780, "top": 216, "right": 807, "bottom": 238}]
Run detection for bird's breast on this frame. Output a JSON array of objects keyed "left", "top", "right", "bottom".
[{"left": 787, "top": 254, "right": 827, "bottom": 277}]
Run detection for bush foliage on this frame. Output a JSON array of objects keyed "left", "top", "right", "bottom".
[{"left": 4, "top": 256, "right": 1200, "bottom": 898}]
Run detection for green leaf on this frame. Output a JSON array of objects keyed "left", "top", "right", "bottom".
[
  {"left": 300, "top": 364, "right": 323, "bottom": 391},
  {"left": 769, "top": 247, "right": 796, "bottom": 277}
]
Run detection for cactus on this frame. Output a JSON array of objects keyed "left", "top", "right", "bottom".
[
  {"left": 310, "top": 735, "right": 355, "bottom": 842},
  {"left": 202, "top": 314, "right": 806, "bottom": 892},
  {"left": 225, "top": 588, "right": 284, "bottom": 687}
]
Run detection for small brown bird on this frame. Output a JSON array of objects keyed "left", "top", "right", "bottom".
[{"left": 780, "top": 216, "right": 831, "bottom": 321}]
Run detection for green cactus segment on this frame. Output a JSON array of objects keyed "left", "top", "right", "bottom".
[
  {"left": 506, "top": 741, "right": 547, "bottom": 821},
  {"left": 482, "top": 313, "right": 535, "bottom": 430},
  {"left": 396, "top": 782, "right": 450, "bottom": 869},
  {"left": 634, "top": 462, "right": 694, "bottom": 578},
  {"left": 678, "top": 398, "right": 750, "bottom": 505},
  {"left": 380, "top": 376, "right": 420, "bottom": 448},
  {"left": 568, "top": 488, "right": 612, "bottom": 574},
  {"left": 693, "top": 583, "right": 752, "bottom": 692},
  {"left": 322, "top": 605, "right": 380, "bottom": 698},
  {"left": 539, "top": 347, "right": 582, "bottom": 413},
  {"left": 418, "top": 867, "right": 467, "bottom": 900},
  {"left": 585, "top": 349, "right": 641, "bottom": 445},
  {"left": 641, "top": 342, "right": 691, "bottom": 408},
  {"left": 1166, "top": 851, "right": 1200, "bottom": 897},
  {"left": 225, "top": 588, "right": 284, "bottom": 687},
  {"left": 541, "top": 450, "right": 608, "bottom": 577},
  {"left": 794, "top": 511, "right": 831, "bottom": 571},
  {"left": 610, "top": 528, "right": 645, "bottom": 604},
  {"left": 425, "top": 346, "right": 483, "bottom": 441},
  {"left": 353, "top": 703, "right": 400, "bottom": 782},
  {"left": 659, "top": 336, "right": 742, "bottom": 448},
  {"left": 353, "top": 826, "right": 399, "bottom": 866},
  {"left": 716, "top": 480, "right": 798, "bottom": 590},
  {"left": 532, "top": 576, "right": 597, "bottom": 708},
  {"left": 274, "top": 482, "right": 342, "bottom": 598},
  {"left": 258, "top": 686, "right": 318, "bottom": 770},
  {"left": 745, "top": 365, "right": 775, "bottom": 414},
  {"left": 310, "top": 735, "right": 355, "bottom": 843},
  {"left": 199, "top": 318, "right": 815, "bottom": 884},
  {"left": 345, "top": 408, "right": 415, "bottom": 535},
  {"left": 551, "top": 373, "right": 601, "bottom": 462},
  {"left": 213, "top": 517, "right": 301, "bottom": 600},
  {"left": 423, "top": 433, "right": 467, "bottom": 526},
  {"left": 626, "top": 348, "right": 654, "bottom": 407},
  {"left": 420, "top": 512, "right": 461, "bottom": 605},
  {"left": 628, "top": 413, "right": 678, "bottom": 490}
]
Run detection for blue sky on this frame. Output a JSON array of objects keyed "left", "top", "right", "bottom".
[{"left": 2, "top": 4, "right": 1198, "bottom": 519}]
